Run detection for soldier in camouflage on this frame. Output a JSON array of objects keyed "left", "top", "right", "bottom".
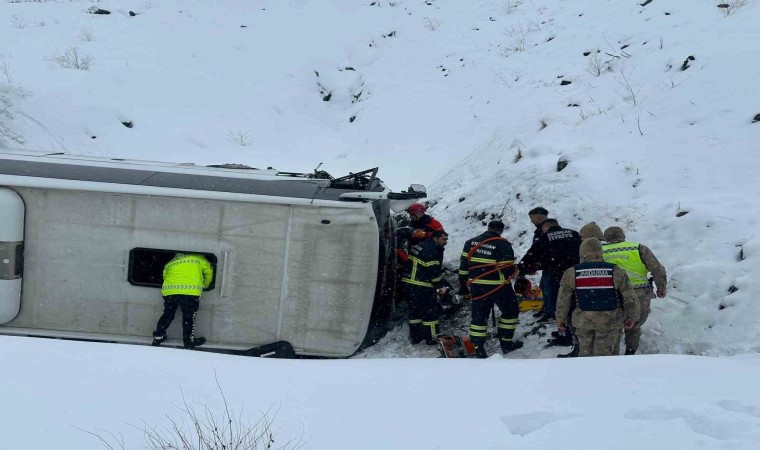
[
  {"left": 603, "top": 226, "right": 667, "bottom": 355},
  {"left": 556, "top": 238, "right": 640, "bottom": 357},
  {"left": 579, "top": 222, "right": 604, "bottom": 241}
]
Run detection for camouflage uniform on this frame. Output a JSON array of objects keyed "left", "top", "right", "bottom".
[
  {"left": 556, "top": 239, "right": 640, "bottom": 357},
  {"left": 603, "top": 227, "right": 667, "bottom": 354}
]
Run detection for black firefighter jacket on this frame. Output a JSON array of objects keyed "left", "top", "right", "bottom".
[
  {"left": 402, "top": 239, "right": 445, "bottom": 289},
  {"left": 518, "top": 225, "right": 581, "bottom": 278},
  {"left": 458, "top": 231, "right": 516, "bottom": 288}
]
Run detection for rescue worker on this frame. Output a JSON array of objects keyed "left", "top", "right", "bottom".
[
  {"left": 151, "top": 253, "right": 214, "bottom": 349},
  {"left": 402, "top": 229, "right": 449, "bottom": 344},
  {"left": 556, "top": 238, "right": 640, "bottom": 357},
  {"left": 407, "top": 203, "right": 444, "bottom": 246},
  {"left": 551, "top": 222, "right": 606, "bottom": 355},
  {"left": 458, "top": 221, "right": 522, "bottom": 358},
  {"left": 527, "top": 207, "right": 550, "bottom": 319},
  {"left": 603, "top": 226, "right": 667, "bottom": 355},
  {"left": 518, "top": 218, "right": 581, "bottom": 323},
  {"left": 395, "top": 203, "right": 444, "bottom": 293}
]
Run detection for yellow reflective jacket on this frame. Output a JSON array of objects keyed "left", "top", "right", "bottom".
[{"left": 161, "top": 254, "right": 213, "bottom": 297}]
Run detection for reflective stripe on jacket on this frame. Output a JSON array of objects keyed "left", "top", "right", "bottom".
[
  {"left": 402, "top": 239, "right": 444, "bottom": 289},
  {"left": 602, "top": 241, "right": 649, "bottom": 287},
  {"left": 458, "top": 231, "right": 516, "bottom": 286},
  {"left": 162, "top": 254, "right": 214, "bottom": 297}
]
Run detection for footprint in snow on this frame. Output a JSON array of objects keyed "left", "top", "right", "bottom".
[
  {"left": 717, "top": 400, "right": 760, "bottom": 418},
  {"left": 624, "top": 406, "right": 748, "bottom": 441},
  {"left": 500, "top": 411, "right": 581, "bottom": 436}
]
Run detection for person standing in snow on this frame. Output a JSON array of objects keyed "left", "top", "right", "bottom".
[
  {"left": 395, "top": 203, "right": 445, "bottom": 307},
  {"left": 556, "top": 238, "right": 640, "bottom": 357},
  {"left": 522, "top": 207, "right": 550, "bottom": 319},
  {"left": 552, "top": 222, "right": 607, "bottom": 357},
  {"left": 458, "top": 221, "right": 522, "bottom": 358},
  {"left": 602, "top": 226, "right": 667, "bottom": 355},
  {"left": 151, "top": 253, "right": 213, "bottom": 349},
  {"left": 518, "top": 218, "right": 581, "bottom": 323},
  {"left": 402, "top": 230, "right": 450, "bottom": 344}
]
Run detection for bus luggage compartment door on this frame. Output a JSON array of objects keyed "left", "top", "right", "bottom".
[{"left": 0, "top": 187, "right": 24, "bottom": 324}]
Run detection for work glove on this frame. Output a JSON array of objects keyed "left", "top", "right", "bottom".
[{"left": 411, "top": 229, "right": 427, "bottom": 240}]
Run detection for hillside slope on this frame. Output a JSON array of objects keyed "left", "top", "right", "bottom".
[
  {"left": 1, "top": 0, "right": 758, "bottom": 356},
  {"left": 423, "top": 0, "right": 760, "bottom": 356}
]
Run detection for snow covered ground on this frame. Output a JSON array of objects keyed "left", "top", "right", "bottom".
[
  {"left": 4, "top": 336, "right": 760, "bottom": 450},
  {"left": 2, "top": 0, "right": 760, "bottom": 448}
]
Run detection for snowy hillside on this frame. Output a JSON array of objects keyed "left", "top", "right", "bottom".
[
  {"left": 3, "top": 0, "right": 760, "bottom": 449},
  {"left": 1, "top": 0, "right": 758, "bottom": 354},
  {"left": 421, "top": 0, "right": 760, "bottom": 357},
  {"left": 2, "top": 0, "right": 758, "bottom": 357}
]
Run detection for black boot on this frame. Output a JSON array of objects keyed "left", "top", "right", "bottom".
[
  {"left": 151, "top": 335, "right": 166, "bottom": 347},
  {"left": 184, "top": 336, "right": 206, "bottom": 349},
  {"left": 532, "top": 310, "right": 546, "bottom": 318},
  {"left": 501, "top": 340, "right": 524, "bottom": 355},
  {"left": 547, "top": 336, "right": 573, "bottom": 347},
  {"left": 409, "top": 322, "right": 424, "bottom": 344},
  {"left": 624, "top": 346, "right": 637, "bottom": 355},
  {"left": 475, "top": 345, "right": 488, "bottom": 359},
  {"left": 557, "top": 346, "right": 579, "bottom": 358},
  {"left": 536, "top": 314, "right": 555, "bottom": 324}
]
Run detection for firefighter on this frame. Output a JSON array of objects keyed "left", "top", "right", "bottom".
[
  {"left": 402, "top": 229, "right": 449, "bottom": 344},
  {"left": 603, "top": 226, "right": 667, "bottom": 355},
  {"left": 407, "top": 203, "right": 444, "bottom": 246},
  {"left": 518, "top": 218, "right": 581, "bottom": 323},
  {"left": 458, "top": 220, "right": 522, "bottom": 358},
  {"left": 527, "top": 207, "right": 550, "bottom": 319},
  {"left": 151, "top": 253, "right": 214, "bottom": 349},
  {"left": 395, "top": 203, "right": 444, "bottom": 297},
  {"left": 556, "top": 238, "right": 640, "bottom": 357}
]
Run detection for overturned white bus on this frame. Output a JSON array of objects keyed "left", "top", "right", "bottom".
[{"left": 0, "top": 149, "right": 425, "bottom": 357}]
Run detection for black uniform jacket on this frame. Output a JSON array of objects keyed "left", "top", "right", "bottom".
[
  {"left": 402, "top": 238, "right": 445, "bottom": 288},
  {"left": 519, "top": 225, "right": 581, "bottom": 278},
  {"left": 458, "top": 231, "right": 516, "bottom": 287}
]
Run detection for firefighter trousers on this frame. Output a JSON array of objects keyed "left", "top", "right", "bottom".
[
  {"left": 468, "top": 285, "right": 519, "bottom": 347},
  {"left": 404, "top": 283, "right": 442, "bottom": 343}
]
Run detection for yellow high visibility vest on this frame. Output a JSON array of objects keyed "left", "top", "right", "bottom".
[{"left": 602, "top": 241, "right": 649, "bottom": 287}]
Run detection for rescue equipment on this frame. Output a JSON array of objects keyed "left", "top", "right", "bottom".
[
  {"left": 465, "top": 237, "right": 520, "bottom": 301},
  {"left": 436, "top": 334, "right": 477, "bottom": 358}
]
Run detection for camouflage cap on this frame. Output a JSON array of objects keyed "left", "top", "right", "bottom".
[
  {"left": 603, "top": 226, "right": 626, "bottom": 243},
  {"left": 579, "top": 237, "right": 603, "bottom": 260},
  {"left": 579, "top": 222, "right": 604, "bottom": 241}
]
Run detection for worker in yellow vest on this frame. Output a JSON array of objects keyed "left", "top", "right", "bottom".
[
  {"left": 151, "top": 253, "right": 214, "bottom": 349},
  {"left": 602, "top": 227, "right": 667, "bottom": 355}
]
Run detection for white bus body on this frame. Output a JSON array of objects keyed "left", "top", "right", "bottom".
[{"left": 0, "top": 149, "right": 424, "bottom": 357}]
